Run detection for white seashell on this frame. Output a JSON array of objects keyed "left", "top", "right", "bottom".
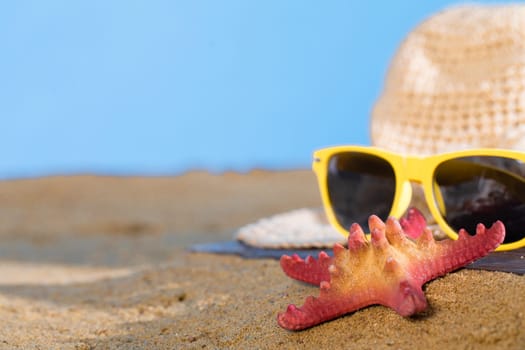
[{"left": 235, "top": 208, "right": 345, "bottom": 248}]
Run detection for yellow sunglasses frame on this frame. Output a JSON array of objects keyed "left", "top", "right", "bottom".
[{"left": 312, "top": 145, "right": 525, "bottom": 251}]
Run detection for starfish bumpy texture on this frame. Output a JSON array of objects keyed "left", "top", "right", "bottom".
[{"left": 277, "top": 209, "right": 505, "bottom": 330}]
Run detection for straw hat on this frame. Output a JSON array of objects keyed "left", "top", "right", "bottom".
[
  {"left": 372, "top": 4, "right": 525, "bottom": 155},
  {"left": 236, "top": 4, "right": 525, "bottom": 248}
]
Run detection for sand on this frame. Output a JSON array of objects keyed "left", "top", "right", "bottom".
[{"left": 0, "top": 170, "right": 523, "bottom": 349}]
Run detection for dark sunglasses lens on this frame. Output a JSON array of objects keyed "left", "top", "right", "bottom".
[
  {"left": 327, "top": 152, "right": 396, "bottom": 230},
  {"left": 434, "top": 156, "right": 525, "bottom": 244}
]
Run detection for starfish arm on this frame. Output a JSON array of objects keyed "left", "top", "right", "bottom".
[
  {"left": 277, "top": 281, "right": 372, "bottom": 330},
  {"left": 414, "top": 221, "right": 505, "bottom": 283},
  {"left": 277, "top": 279, "right": 428, "bottom": 330},
  {"left": 399, "top": 207, "right": 427, "bottom": 239},
  {"left": 280, "top": 251, "right": 333, "bottom": 285},
  {"left": 382, "top": 279, "right": 428, "bottom": 316}
]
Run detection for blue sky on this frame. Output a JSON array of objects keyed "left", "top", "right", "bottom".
[{"left": 0, "top": 1, "right": 509, "bottom": 179}]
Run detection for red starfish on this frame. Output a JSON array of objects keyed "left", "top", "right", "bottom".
[{"left": 277, "top": 208, "right": 505, "bottom": 330}]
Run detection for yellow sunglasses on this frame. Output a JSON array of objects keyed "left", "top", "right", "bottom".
[{"left": 313, "top": 146, "right": 525, "bottom": 251}]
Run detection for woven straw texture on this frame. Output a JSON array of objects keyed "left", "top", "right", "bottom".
[{"left": 372, "top": 4, "right": 525, "bottom": 155}]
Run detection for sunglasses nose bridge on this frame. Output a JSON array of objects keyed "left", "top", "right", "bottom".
[{"left": 401, "top": 156, "right": 427, "bottom": 183}]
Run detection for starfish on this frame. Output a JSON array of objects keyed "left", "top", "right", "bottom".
[{"left": 277, "top": 208, "right": 505, "bottom": 330}]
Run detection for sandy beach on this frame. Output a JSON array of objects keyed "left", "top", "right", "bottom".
[{"left": 0, "top": 170, "right": 523, "bottom": 349}]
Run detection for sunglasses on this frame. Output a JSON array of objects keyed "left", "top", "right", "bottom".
[{"left": 313, "top": 146, "right": 525, "bottom": 251}]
